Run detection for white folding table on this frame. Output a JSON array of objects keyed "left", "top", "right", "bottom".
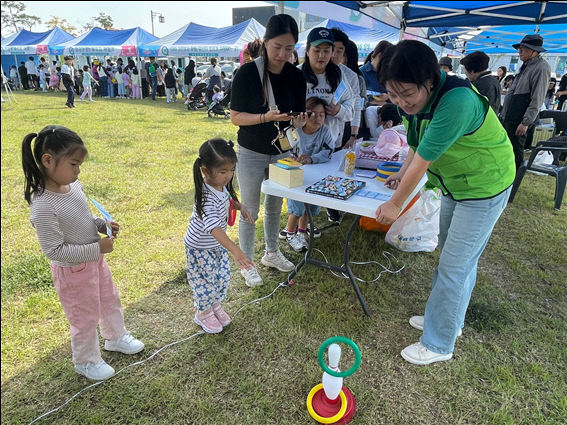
[{"left": 261, "top": 150, "right": 426, "bottom": 316}]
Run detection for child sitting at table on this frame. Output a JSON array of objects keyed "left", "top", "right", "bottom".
[{"left": 279, "top": 97, "right": 334, "bottom": 252}]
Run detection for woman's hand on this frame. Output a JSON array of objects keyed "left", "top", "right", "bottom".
[
  {"left": 325, "top": 103, "right": 341, "bottom": 117},
  {"left": 291, "top": 112, "right": 308, "bottom": 129},
  {"left": 375, "top": 200, "right": 401, "bottom": 225},
  {"left": 384, "top": 172, "right": 403, "bottom": 190},
  {"left": 238, "top": 204, "right": 255, "bottom": 224},
  {"left": 343, "top": 136, "right": 356, "bottom": 149},
  {"left": 265, "top": 109, "right": 292, "bottom": 122},
  {"left": 109, "top": 221, "right": 120, "bottom": 238}
]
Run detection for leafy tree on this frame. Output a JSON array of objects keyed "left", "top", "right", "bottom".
[
  {"left": 45, "top": 15, "right": 77, "bottom": 36},
  {"left": 93, "top": 12, "right": 114, "bottom": 30},
  {"left": 1, "top": 1, "right": 41, "bottom": 33}
]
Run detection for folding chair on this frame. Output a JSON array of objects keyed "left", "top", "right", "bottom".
[{"left": 508, "top": 136, "right": 567, "bottom": 210}]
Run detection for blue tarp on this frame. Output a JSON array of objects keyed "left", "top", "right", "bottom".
[
  {"left": 139, "top": 18, "right": 265, "bottom": 57},
  {"left": 50, "top": 27, "right": 158, "bottom": 56},
  {"left": 1, "top": 27, "right": 74, "bottom": 54}
]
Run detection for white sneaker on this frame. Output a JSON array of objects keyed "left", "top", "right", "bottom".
[
  {"left": 287, "top": 233, "right": 307, "bottom": 252},
  {"left": 241, "top": 267, "right": 263, "bottom": 287},
  {"left": 409, "top": 316, "right": 462, "bottom": 337},
  {"left": 74, "top": 359, "right": 115, "bottom": 380},
  {"left": 261, "top": 250, "right": 294, "bottom": 272},
  {"left": 104, "top": 331, "right": 144, "bottom": 354},
  {"left": 401, "top": 342, "right": 453, "bottom": 365}
]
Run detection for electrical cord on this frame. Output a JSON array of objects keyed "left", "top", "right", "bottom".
[{"left": 27, "top": 246, "right": 403, "bottom": 424}]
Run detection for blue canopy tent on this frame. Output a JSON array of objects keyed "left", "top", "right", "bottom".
[
  {"left": 139, "top": 18, "right": 266, "bottom": 58},
  {"left": 1, "top": 27, "right": 75, "bottom": 75},
  {"left": 49, "top": 27, "right": 157, "bottom": 57},
  {"left": 296, "top": 18, "right": 399, "bottom": 59},
  {"left": 324, "top": 1, "right": 567, "bottom": 53}
]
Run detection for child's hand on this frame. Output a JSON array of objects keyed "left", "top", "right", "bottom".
[
  {"left": 99, "top": 237, "right": 114, "bottom": 253},
  {"left": 109, "top": 221, "right": 120, "bottom": 238},
  {"left": 239, "top": 205, "right": 255, "bottom": 224},
  {"left": 298, "top": 154, "right": 312, "bottom": 164},
  {"left": 234, "top": 250, "right": 255, "bottom": 271}
]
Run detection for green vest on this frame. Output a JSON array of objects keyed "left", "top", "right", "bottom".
[{"left": 403, "top": 74, "right": 516, "bottom": 200}]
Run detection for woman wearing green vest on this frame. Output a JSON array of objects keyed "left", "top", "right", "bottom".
[{"left": 375, "top": 41, "right": 515, "bottom": 365}]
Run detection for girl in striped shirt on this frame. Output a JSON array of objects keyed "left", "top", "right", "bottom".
[
  {"left": 22, "top": 126, "right": 144, "bottom": 381},
  {"left": 185, "top": 139, "right": 254, "bottom": 334}
]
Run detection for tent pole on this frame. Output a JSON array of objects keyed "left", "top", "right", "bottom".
[{"left": 137, "top": 52, "right": 143, "bottom": 100}]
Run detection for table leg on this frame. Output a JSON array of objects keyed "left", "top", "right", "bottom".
[{"left": 284, "top": 203, "right": 370, "bottom": 316}]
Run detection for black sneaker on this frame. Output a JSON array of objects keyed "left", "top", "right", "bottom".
[
  {"left": 306, "top": 224, "right": 321, "bottom": 238},
  {"left": 279, "top": 228, "right": 294, "bottom": 240},
  {"left": 327, "top": 209, "right": 342, "bottom": 223}
]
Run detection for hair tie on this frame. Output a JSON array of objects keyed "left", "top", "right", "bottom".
[{"left": 227, "top": 140, "right": 234, "bottom": 148}]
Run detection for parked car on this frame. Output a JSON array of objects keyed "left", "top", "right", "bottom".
[{"left": 221, "top": 62, "right": 239, "bottom": 79}]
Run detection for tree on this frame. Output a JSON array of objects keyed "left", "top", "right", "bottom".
[
  {"left": 93, "top": 12, "right": 114, "bottom": 30},
  {"left": 1, "top": 1, "right": 41, "bottom": 33},
  {"left": 45, "top": 15, "right": 77, "bottom": 36}
]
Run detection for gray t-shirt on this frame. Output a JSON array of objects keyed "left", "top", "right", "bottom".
[{"left": 297, "top": 125, "right": 334, "bottom": 164}]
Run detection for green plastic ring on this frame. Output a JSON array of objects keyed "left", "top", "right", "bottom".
[{"left": 317, "top": 336, "right": 361, "bottom": 378}]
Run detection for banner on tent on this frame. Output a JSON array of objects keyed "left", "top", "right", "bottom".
[{"left": 1, "top": 46, "right": 33, "bottom": 55}]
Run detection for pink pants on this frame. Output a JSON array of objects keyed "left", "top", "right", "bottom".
[
  {"left": 80, "top": 85, "right": 92, "bottom": 101},
  {"left": 131, "top": 84, "right": 140, "bottom": 99},
  {"left": 51, "top": 254, "right": 126, "bottom": 365}
]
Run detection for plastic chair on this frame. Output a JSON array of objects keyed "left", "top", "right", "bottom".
[{"left": 509, "top": 136, "right": 567, "bottom": 210}]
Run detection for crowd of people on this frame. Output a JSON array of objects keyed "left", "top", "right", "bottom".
[{"left": 17, "top": 13, "right": 566, "bottom": 383}]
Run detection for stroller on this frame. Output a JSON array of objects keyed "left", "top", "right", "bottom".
[
  {"left": 207, "top": 88, "right": 231, "bottom": 119},
  {"left": 186, "top": 82, "right": 207, "bottom": 110}
]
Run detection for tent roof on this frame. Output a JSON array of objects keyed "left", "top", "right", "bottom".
[
  {"left": 59, "top": 27, "right": 157, "bottom": 48},
  {"left": 1, "top": 27, "right": 74, "bottom": 47},
  {"left": 298, "top": 18, "right": 399, "bottom": 45},
  {"left": 148, "top": 18, "right": 265, "bottom": 46}
]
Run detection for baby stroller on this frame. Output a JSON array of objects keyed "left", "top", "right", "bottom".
[
  {"left": 207, "top": 89, "right": 230, "bottom": 119},
  {"left": 186, "top": 82, "right": 207, "bottom": 110}
]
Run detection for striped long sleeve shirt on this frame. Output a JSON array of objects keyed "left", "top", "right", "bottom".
[{"left": 30, "top": 180, "right": 106, "bottom": 267}]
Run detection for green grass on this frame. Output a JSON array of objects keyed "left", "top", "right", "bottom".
[{"left": 1, "top": 92, "right": 566, "bottom": 425}]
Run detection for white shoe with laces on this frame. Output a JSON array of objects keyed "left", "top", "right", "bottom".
[
  {"left": 104, "top": 331, "right": 144, "bottom": 354},
  {"left": 401, "top": 342, "right": 453, "bottom": 365},
  {"left": 74, "top": 359, "right": 115, "bottom": 380},
  {"left": 409, "top": 316, "right": 462, "bottom": 337},
  {"left": 241, "top": 266, "right": 263, "bottom": 287},
  {"left": 287, "top": 233, "right": 307, "bottom": 252},
  {"left": 261, "top": 250, "right": 294, "bottom": 272}
]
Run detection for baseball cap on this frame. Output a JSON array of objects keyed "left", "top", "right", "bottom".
[{"left": 307, "top": 27, "right": 334, "bottom": 47}]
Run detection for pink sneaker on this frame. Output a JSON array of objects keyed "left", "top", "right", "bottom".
[
  {"left": 194, "top": 309, "right": 223, "bottom": 333},
  {"left": 212, "top": 303, "right": 231, "bottom": 327}
]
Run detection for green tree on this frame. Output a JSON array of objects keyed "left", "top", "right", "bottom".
[
  {"left": 45, "top": 15, "right": 77, "bottom": 36},
  {"left": 1, "top": 1, "right": 41, "bottom": 33},
  {"left": 93, "top": 12, "right": 114, "bottom": 30}
]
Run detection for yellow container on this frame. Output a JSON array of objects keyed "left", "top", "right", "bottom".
[{"left": 344, "top": 150, "right": 356, "bottom": 176}]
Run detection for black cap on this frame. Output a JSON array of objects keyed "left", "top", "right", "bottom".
[
  {"left": 307, "top": 27, "right": 334, "bottom": 47},
  {"left": 512, "top": 34, "right": 546, "bottom": 52}
]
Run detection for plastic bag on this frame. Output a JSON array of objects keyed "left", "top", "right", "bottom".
[
  {"left": 532, "top": 151, "right": 554, "bottom": 166},
  {"left": 385, "top": 189, "right": 441, "bottom": 252}
]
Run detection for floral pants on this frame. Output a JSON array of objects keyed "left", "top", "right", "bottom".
[{"left": 185, "top": 246, "right": 231, "bottom": 312}]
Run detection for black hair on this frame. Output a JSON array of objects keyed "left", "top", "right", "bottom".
[
  {"left": 364, "top": 40, "right": 394, "bottom": 64},
  {"left": 193, "top": 139, "right": 238, "bottom": 219},
  {"left": 303, "top": 28, "right": 341, "bottom": 91},
  {"left": 460, "top": 51, "right": 489, "bottom": 73},
  {"left": 378, "top": 103, "right": 402, "bottom": 126},
  {"left": 118, "top": 67, "right": 123, "bottom": 74},
  {"left": 21, "top": 61, "right": 25, "bottom": 65},
  {"left": 330, "top": 28, "right": 349, "bottom": 46},
  {"left": 21, "top": 126, "right": 87, "bottom": 204},
  {"left": 344, "top": 40, "right": 362, "bottom": 76},
  {"left": 497, "top": 66, "right": 507, "bottom": 81},
  {"left": 56, "top": 66, "right": 61, "bottom": 72},
  {"left": 378, "top": 40, "right": 440, "bottom": 92},
  {"left": 64, "top": 56, "right": 73, "bottom": 61},
  {"left": 213, "top": 85, "right": 220, "bottom": 92},
  {"left": 29, "top": 56, "right": 34, "bottom": 60},
  {"left": 291, "top": 49, "right": 299, "bottom": 66},
  {"left": 260, "top": 14, "right": 299, "bottom": 105}
]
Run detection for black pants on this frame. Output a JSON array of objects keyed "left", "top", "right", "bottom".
[
  {"left": 142, "top": 78, "right": 149, "bottom": 97},
  {"left": 503, "top": 120, "right": 535, "bottom": 169},
  {"left": 65, "top": 82, "right": 75, "bottom": 106}
]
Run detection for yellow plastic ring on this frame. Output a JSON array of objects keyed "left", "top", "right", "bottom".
[
  {"left": 306, "top": 383, "right": 348, "bottom": 424},
  {"left": 376, "top": 176, "right": 387, "bottom": 182}
]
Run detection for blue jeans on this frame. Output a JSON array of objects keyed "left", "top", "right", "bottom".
[
  {"left": 421, "top": 187, "right": 512, "bottom": 354},
  {"left": 150, "top": 76, "right": 157, "bottom": 100},
  {"left": 287, "top": 199, "right": 320, "bottom": 218},
  {"left": 99, "top": 76, "right": 108, "bottom": 97},
  {"left": 236, "top": 145, "right": 288, "bottom": 260},
  {"left": 107, "top": 80, "right": 114, "bottom": 98}
]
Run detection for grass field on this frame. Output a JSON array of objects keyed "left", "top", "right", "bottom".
[{"left": 1, "top": 91, "right": 566, "bottom": 425}]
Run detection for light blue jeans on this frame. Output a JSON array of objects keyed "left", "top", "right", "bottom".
[
  {"left": 287, "top": 199, "right": 320, "bottom": 218},
  {"left": 236, "top": 145, "right": 288, "bottom": 260},
  {"left": 421, "top": 186, "right": 512, "bottom": 354}
]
